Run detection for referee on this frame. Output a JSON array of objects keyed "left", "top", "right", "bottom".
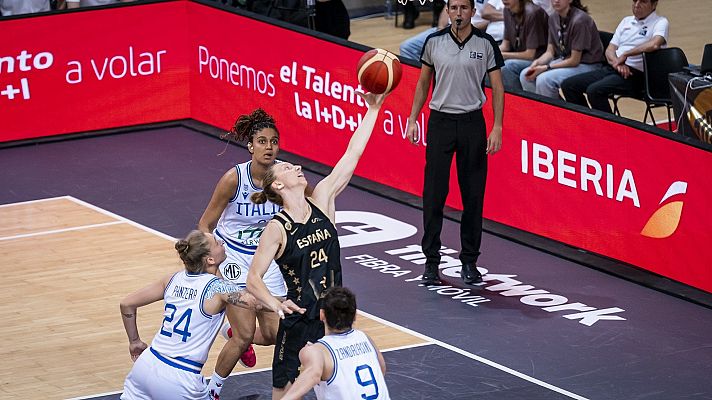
[{"left": 407, "top": 0, "right": 504, "bottom": 286}]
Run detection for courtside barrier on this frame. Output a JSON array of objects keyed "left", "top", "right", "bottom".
[{"left": 2, "top": 0, "right": 711, "bottom": 294}]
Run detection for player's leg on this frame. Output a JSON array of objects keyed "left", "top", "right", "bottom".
[
  {"left": 208, "top": 305, "right": 258, "bottom": 399},
  {"left": 256, "top": 306, "right": 280, "bottom": 345}
]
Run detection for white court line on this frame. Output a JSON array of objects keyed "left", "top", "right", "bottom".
[
  {"left": 46, "top": 196, "right": 589, "bottom": 400},
  {"left": 0, "top": 195, "right": 70, "bottom": 208},
  {"left": 65, "top": 196, "right": 177, "bottom": 241},
  {"left": 0, "top": 221, "right": 124, "bottom": 242},
  {"left": 358, "top": 310, "right": 590, "bottom": 400}
]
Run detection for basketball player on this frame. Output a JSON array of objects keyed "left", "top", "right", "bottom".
[
  {"left": 198, "top": 109, "right": 287, "bottom": 398},
  {"left": 246, "top": 91, "right": 387, "bottom": 400},
  {"left": 282, "top": 287, "right": 390, "bottom": 400},
  {"left": 119, "top": 230, "right": 302, "bottom": 400}
]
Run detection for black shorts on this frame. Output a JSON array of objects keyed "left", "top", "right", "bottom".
[{"left": 272, "top": 317, "right": 325, "bottom": 388}]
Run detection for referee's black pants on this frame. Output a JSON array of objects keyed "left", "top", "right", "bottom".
[{"left": 422, "top": 109, "right": 487, "bottom": 266}]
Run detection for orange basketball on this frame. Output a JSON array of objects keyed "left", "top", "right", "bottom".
[{"left": 357, "top": 48, "right": 402, "bottom": 94}]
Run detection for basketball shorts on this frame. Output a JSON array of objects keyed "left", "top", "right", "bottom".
[
  {"left": 121, "top": 347, "right": 207, "bottom": 400},
  {"left": 218, "top": 245, "right": 287, "bottom": 297},
  {"left": 272, "top": 317, "right": 325, "bottom": 388}
]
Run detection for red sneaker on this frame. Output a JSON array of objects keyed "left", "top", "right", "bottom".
[
  {"left": 220, "top": 323, "right": 232, "bottom": 340},
  {"left": 238, "top": 344, "right": 257, "bottom": 368}
]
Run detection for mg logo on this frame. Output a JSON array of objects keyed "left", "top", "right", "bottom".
[{"left": 223, "top": 263, "right": 242, "bottom": 281}]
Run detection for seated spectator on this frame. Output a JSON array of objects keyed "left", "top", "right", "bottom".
[
  {"left": 66, "top": 0, "right": 130, "bottom": 8},
  {"left": 0, "top": 0, "right": 49, "bottom": 16},
  {"left": 499, "top": 0, "right": 548, "bottom": 90},
  {"left": 561, "top": 0, "right": 668, "bottom": 113},
  {"left": 519, "top": 0, "right": 602, "bottom": 99},
  {"left": 473, "top": 0, "right": 505, "bottom": 42},
  {"left": 400, "top": 0, "right": 502, "bottom": 62},
  {"left": 399, "top": 5, "right": 449, "bottom": 61}
]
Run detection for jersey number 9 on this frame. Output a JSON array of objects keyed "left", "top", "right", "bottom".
[{"left": 355, "top": 364, "right": 380, "bottom": 400}]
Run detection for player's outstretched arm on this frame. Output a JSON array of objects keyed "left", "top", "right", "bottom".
[
  {"left": 246, "top": 221, "right": 305, "bottom": 318},
  {"left": 312, "top": 92, "right": 386, "bottom": 214},
  {"left": 202, "top": 279, "right": 264, "bottom": 314},
  {"left": 282, "top": 344, "right": 328, "bottom": 400}
]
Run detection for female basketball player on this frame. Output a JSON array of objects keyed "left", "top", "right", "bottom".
[
  {"left": 119, "top": 230, "right": 302, "bottom": 399},
  {"left": 198, "top": 109, "right": 287, "bottom": 397},
  {"left": 246, "top": 91, "right": 386, "bottom": 399},
  {"left": 282, "top": 287, "right": 390, "bottom": 400}
]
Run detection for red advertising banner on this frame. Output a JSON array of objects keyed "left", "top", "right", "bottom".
[
  {"left": 485, "top": 95, "right": 712, "bottom": 293},
  {"left": 187, "top": 4, "right": 426, "bottom": 199},
  {"left": 1, "top": 1, "right": 710, "bottom": 294},
  {"left": 0, "top": 2, "right": 190, "bottom": 141}
]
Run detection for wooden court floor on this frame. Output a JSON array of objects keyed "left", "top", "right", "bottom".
[{"left": 0, "top": 196, "right": 426, "bottom": 399}]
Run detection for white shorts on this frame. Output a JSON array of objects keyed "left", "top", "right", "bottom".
[
  {"left": 121, "top": 348, "right": 207, "bottom": 400},
  {"left": 218, "top": 245, "right": 287, "bottom": 297}
]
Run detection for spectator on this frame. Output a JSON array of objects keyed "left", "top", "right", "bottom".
[
  {"left": 399, "top": 0, "right": 503, "bottom": 61},
  {"left": 0, "top": 0, "right": 49, "bottom": 16},
  {"left": 399, "top": 4, "right": 450, "bottom": 61},
  {"left": 519, "top": 0, "right": 603, "bottom": 99},
  {"left": 473, "top": 0, "right": 505, "bottom": 42},
  {"left": 561, "top": 0, "right": 668, "bottom": 113},
  {"left": 499, "top": 0, "right": 549, "bottom": 90}
]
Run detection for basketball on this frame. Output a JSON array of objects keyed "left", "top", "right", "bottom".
[{"left": 357, "top": 48, "right": 402, "bottom": 94}]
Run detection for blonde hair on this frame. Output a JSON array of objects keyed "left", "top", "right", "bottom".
[
  {"left": 174, "top": 230, "right": 210, "bottom": 274},
  {"left": 251, "top": 164, "right": 284, "bottom": 206}
]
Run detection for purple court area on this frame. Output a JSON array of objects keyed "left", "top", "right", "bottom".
[{"left": 2, "top": 127, "right": 711, "bottom": 400}]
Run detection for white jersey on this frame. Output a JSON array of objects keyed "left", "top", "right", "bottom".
[
  {"left": 150, "top": 271, "right": 224, "bottom": 372},
  {"left": 122, "top": 271, "right": 223, "bottom": 400},
  {"left": 214, "top": 160, "right": 286, "bottom": 296},
  {"left": 314, "top": 329, "right": 390, "bottom": 400}
]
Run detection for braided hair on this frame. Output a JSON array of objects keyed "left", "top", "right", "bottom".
[{"left": 224, "top": 108, "right": 279, "bottom": 144}]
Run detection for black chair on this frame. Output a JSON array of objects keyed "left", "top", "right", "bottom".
[
  {"left": 599, "top": 31, "right": 614, "bottom": 53},
  {"left": 641, "top": 47, "right": 689, "bottom": 130}
]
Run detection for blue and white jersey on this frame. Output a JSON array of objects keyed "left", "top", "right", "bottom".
[
  {"left": 149, "top": 271, "right": 224, "bottom": 374},
  {"left": 315, "top": 329, "right": 390, "bottom": 400},
  {"left": 213, "top": 160, "right": 286, "bottom": 296},
  {"left": 214, "top": 160, "right": 282, "bottom": 256}
]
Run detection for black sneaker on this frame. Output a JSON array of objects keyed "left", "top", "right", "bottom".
[
  {"left": 461, "top": 263, "right": 483, "bottom": 285},
  {"left": 421, "top": 264, "right": 441, "bottom": 285}
]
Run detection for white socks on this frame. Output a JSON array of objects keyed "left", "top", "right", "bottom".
[{"left": 207, "top": 372, "right": 227, "bottom": 400}]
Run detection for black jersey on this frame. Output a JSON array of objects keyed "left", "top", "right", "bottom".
[{"left": 273, "top": 198, "right": 342, "bottom": 323}]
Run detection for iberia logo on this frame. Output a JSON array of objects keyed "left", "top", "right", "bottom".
[{"left": 640, "top": 181, "right": 687, "bottom": 238}]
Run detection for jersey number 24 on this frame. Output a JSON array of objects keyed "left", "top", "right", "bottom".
[{"left": 160, "top": 303, "right": 192, "bottom": 342}]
